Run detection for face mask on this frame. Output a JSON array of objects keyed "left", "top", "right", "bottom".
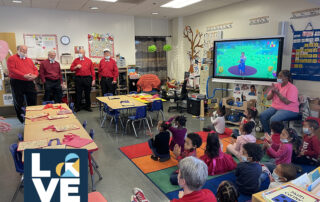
[
  {"left": 277, "top": 78, "right": 283, "bottom": 84},
  {"left": 78, "top": 53, "right": 83, "bottom": 58},
  {"left": 241, "top": 155, "right": 247, "bottom": 162},
  {"left": 303, "top": 127, "right": 311, "bottom": 135},
  {"left": 272, "top": 171, "right": 280, "bottom": 181},
  {"left": 49, "top": 58, "right": 55, "bottom": 63},
  {"left": 18, "top": 51, "right": 26, "bottom": 59},
  {"left": 105, "top": 56, "right": 110, "bottom": 60},
  {"left": 280, "top": 138, "right": 288, "bottom": 143}
]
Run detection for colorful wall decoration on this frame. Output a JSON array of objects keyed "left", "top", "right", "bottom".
[{"left": 88, "top": 33, "right": 114, "bottom": 58}]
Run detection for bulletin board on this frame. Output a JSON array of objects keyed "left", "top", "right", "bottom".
[
  {"left": 88, "top": 33, "right": 114, "bottom": 58},
  {"left": 23, "top": 34, "right": 58, "bottom": 59},
  {"left": 290, "top": 27, "right": 320, "bottom": 81}
]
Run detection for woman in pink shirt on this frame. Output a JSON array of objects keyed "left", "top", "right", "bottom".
[{"left": 260, "top": 70, "right": 299, "bottom": 134}]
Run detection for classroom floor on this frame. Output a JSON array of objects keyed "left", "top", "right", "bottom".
[{"left": 0, "top": 102, "right": 218, "bottom": 202}]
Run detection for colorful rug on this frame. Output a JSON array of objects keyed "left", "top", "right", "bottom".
[{"left": 119, "top": 131, "right": 316, "bottom": 201}]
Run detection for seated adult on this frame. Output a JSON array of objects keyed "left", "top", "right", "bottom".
[
  {"left": 136, "top": 74, "right": 161, "bottom": 93},
  {"left": 260, "top": 70, "right": 299, "bottom": 134},
  {"left": 172, "top": 156, "right": 217, "bottom": 202}
]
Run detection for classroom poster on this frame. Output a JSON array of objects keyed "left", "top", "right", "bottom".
[
  {"left": 23, "top": 34, "right": 58, "bottom": 59},
  {"left": 290, "top": 29, "right": 320, "bottom": 81},
  {"left": 88, "top": 33, "right": 114, "bottom": 58}
]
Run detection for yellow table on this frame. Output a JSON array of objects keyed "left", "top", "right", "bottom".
[
  {"left": 126, "top": 93, "right": 166, "bottom": 104},
  {"left": 25, "top": 103, "right": 76, "bottom": 125},
  {"left": 96, "top": 95, "right": 146, "bottom": 110}
]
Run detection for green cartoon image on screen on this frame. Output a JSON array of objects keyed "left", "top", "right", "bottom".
[{"left": 215, "top": 39, "right": 279, "bottom": 79}]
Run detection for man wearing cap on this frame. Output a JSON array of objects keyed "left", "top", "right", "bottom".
[
  {"left": 39, "top": 50, "right": 63, "bottom": 103},
  {"left": 7, "top": 45, "right": 39, "bottom": 123},
  {"left": 70, "top": 48, "right": 95, "bottom": 112},
  {"left": 98, "top": 48, "right": 118, "bottom": 95}
]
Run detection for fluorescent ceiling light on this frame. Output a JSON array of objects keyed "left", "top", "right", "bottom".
[
  {"left": 94, "top": 0, "right": 118, "bottom": 2},
  {"left": 152, "top": 12, "right": 159, "bottom": 15},
  {"left": 161, "top": 0, "right": 202, "bottom": 8},
  {"left": 90, "top": 6, "right": 99, "bottom": 10},
  {"left": 12, "top": 0, "right": 23, "bottom": 3}
]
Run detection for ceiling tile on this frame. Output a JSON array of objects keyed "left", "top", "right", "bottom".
[
  {"left": 56, "top": 0, "right": 88, "bottom": 10},
  {"left": 31, "top": 0, "right": 60, "bottom": 9},
  {"left": 3, "top": 0, "right": 31, "bottom": 7}
]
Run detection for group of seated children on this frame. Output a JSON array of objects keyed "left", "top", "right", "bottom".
[{"left": 146, "top": 109, "right": 320, "bottom": 201}]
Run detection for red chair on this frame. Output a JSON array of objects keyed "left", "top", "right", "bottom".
[{"left": 88, "top": 192, "right": 108, "bottom": 202}]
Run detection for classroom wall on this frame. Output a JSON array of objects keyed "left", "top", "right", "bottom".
[
  {"left": 134, "top": 17, "right": 170, "bottom": 36},
  {"left": 169, "top": 0, "right": 320, "bottom": 97},
  {"left": 0, "top": 6, "right": 137, "bottom": 64}
]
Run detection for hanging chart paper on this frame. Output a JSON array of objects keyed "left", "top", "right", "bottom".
[
  {"left": 23, "top": 34, "right": 58, "bottom": 59},
  {"left": 88, "top": 33, "right": 114, "bottom": 58}
]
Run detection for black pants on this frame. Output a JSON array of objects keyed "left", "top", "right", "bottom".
[
  {"left": 75, "top": 76, "right": 92, "bottom": 110},
  {"left": 292, "top": 152, "right": 319, "bottom": 166},
  {"left": 100, "top": 77, "right": 115, "bottom": 95},
  {"left": 10, "top": 78, "right": 37, "bottom": 123},
  {"left": 44, "top": 79, "right": 62, "bottom": 103}
]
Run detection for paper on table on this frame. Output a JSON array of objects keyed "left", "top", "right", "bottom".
[
  {"left": 25, "top": 112, "right": 48, "bottom": 119},
  {"left": 27, "top": 106, "right": 44, "bottom": 111},
  {"left": 17, "top": 139, "right": 48, "bottom": 151},
  {"left": 48, "top": 115, "right": 68, "bottom": 120},
  {"left": 55, "top": 124, "right": 79, "bottom": 132},
  {"left": 292, "top": 173, "right": 311, "bottom": 190}
]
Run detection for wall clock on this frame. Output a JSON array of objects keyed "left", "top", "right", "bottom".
[{"left": 60, "top": 36, "right": 70, "bottom": 45}]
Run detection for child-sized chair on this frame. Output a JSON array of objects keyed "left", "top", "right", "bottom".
[
  {"left": 42, "top": 101, "right": 55, "bottom": 105},
  {"left": 88, "top": 192, "right": 108, "bottom": 202},
  {"left": 88, "top": 129, "right": 103, "bottom": 191},
  {"left": 17, "top": 133, "right": 23, "bottom": 141},
  {"left": 83, "top": 120, "right": 88, "bottom": 129},
  {"left": 148, "top": 100, "right": 164, "bottom": 127},
  {"left": 9, "top": 143, "right": 24, "bottom": 202},
  {"left": 70, "top": 102, "right": 75, "bottom": 113},
  {"left": 129, "top": 91, "right": 137, "bottom": 94},
  {"left": 125, "top": 106, "right": 151, "bottom": 137}
]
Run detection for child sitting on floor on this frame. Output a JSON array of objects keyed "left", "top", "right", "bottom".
[
  {"left": 268, "top": 163, "right": 297, "bottom": 189},
  {"left": 232, "top": 107, "right": 257, "bottom": 138},
  {"left": 235, "top": 143, "right": 263, "bottom": 195},
  {"left": 168, "top": 115, "right": 187, "bottom": 152},
  {"left": 293, "top": 119, "right": 320, "bottom": 166},
  {"left": 147, "top": 121, "right": 171, "bottom": 162},
  {"left": 170, "top": 133, "right": 202, "bottom": 185},
  {"left": 200, "top": 133, "right": 237, "bottom": 176},
  {"left": 264, "top": 121, "right": 284, "bottom": 157},
  {"left": 263, "top": 128, "right": 299, "bottom": 172},
  {"left": 227, "top": 121, "right": 256, "bottom": 161},
  {"left": 203, "top": 106, "right": 226, "bottom": 135},
  {"left": 216, "top": 181, "right": 239, "bottom": 202}
]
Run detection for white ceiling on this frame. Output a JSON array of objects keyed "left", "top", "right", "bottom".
[{"left": 0, "top": 0, "right": 247, "bottom": 19}]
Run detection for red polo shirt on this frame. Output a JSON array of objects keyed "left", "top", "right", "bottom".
[
  {"left": 98, "top": 58, "right": 119, "bottom": 81},
  {"left": 39, "top": 59, "right": 63, "bottom": 83},
  {"left": 7, "top": 54, "right": 39, "bottom": 81},
  {"left": 70, "top": 57, "right": 95, "bottom": 80},
  {"left": 171, "top": 189, "right": 217, "bottom": 202}
]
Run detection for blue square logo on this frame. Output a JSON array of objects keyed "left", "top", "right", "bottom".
[{"left": 24, "top": 149, "right": 88, "bottom": 202}]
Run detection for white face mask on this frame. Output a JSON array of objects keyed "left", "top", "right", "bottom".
[
  {"left": 78, "top": 53, "right": 83, "bottom": 58},
  {"left": 18, "top": 51, "right": 26, "bottom": 58},
  {"left": 303, "top": 127, "right": 311, "bottom": 135},
  {"left": 105, "top": 56, "right": 110, "bottom": 60},
  {"left": 280, "top": 138, "right": 288, "bottom": 143},
  {"left": 272, "top": 171, "right": 280, "bottom": 181},
  {"left": 277, "top": 78, "right": 283, "bottom": 84},
  {"left": 241, "top": 155, "right": 248, "bottom": 162}
]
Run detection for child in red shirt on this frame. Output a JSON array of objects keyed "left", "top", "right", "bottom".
[
  {"left": 264, "top": 121, "right": 284, "bottom": 157},
  {"left": 293, "top": 119, "right": 320, "bottom": 166},
  {"left": 170, "top": 133, "right": 202, "bottom": 185},
  {"left": 200, "top": 133, "right": 237, "bottom": 175}
]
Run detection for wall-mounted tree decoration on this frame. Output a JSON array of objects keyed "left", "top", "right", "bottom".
[{"left": 183, "top": 25, "right": 203, "bottom": 73}]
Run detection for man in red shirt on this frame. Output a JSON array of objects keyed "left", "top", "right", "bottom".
[
  {"left": 70, "top": 49, "right": 95, "bottom": 112},
  {"left": 131, "top": 156, "right": 217, "bottom": 202},
  {"left": 98, "top": 48, "right": 118, "bottom": 95},
  {"left": 7, "top": 45, "right": 38, "bottom": 123},
  {"left": 39, "top": 51, "right": 63, "bottom": 103}
]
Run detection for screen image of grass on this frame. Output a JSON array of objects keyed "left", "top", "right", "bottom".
[{"left": 215, "top": 39, "right": 280, "bottom": 79}]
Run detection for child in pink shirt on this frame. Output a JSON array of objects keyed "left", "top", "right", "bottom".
[
  {"left": 227, "top": 121, "right": 256, "bottom": 161},
  {"left": 263, "top": 128, "right": 299, "bottom": 172}
]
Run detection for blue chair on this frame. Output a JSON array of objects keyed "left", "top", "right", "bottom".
[
  {"left": 104, "top": 93, "right": 113, "bottom": 97},
  {"left": 20, "top": 113, "right": 25, "bottom": 123},
  {"left": 129, "top": 91, "right": 137, "bottom": 94},
  {"left": 100, "top": 104, "right": 123, "bottom": 133},
  {"left": 42, "top": 101, "right": 54, "bottom": 105},
  {"left": 17, "top": 133, "right": 23, "bottom": 141},
  {"left": 9, "top": 143, "right": 24, "bottom": 202},
  {"left": 69, "top": 102, "right": 75, "bottom": 113},
  {"left": 83, "top": 120, "right": 87, "bottom": 129},
  {"left": 88, "top": 129, "right": 102, "bottom": 191},
  {"left": 125, "top": 106, "right": 151, "bottom": 137},
  {"left": 148, "top": 100, "right": 165, "bottom": 127}
]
